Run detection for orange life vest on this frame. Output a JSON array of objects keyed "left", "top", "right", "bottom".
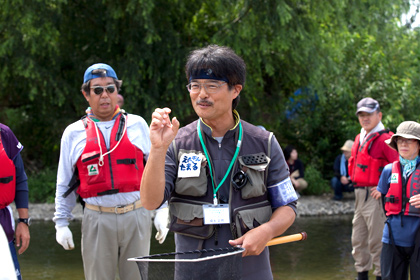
[
  {"left": 385, "top": 161, "right": 420, "bottom": 217},
  {"left": 0, "top": 133, "right": 16, "bottom": 208},
  {"left": 76, "top": 114, "right": 144, "bottom": 198},
  {"left": 348, "top": 131, "right": 390, "bottom": 187}
]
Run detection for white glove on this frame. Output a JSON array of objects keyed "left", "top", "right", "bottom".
[
  {"left": 55, "top": 225, "right": 75, "bottom": 250},
  {"left": 154, "top": 207, "right": 169, "bottom": 244}
]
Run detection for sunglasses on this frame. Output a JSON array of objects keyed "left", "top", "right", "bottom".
[
  {"left": 232, "top": 170, "right": 253, "bottom": 190},
  {"left": 90, "top": 85, "right": 116, "bottom": 95}
]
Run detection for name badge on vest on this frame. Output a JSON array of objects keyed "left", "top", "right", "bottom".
[
  {"left": 178, "top": 153, "right": 202, "bottom": 178},
  {"left": 391, "top": 173, "right": 399, "bottom": 184},
  {"left": 88, "top": 164, "right": 99, "bottom": 176},
  {"left": 203, "top": 204, "right": 230, "bottom": 225}
]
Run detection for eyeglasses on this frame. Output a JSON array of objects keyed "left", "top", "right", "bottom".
[
  {"left": 396, "top": 138, "right": 417, "bottom": 145},
  {"left": 186, "top": 82, "right": 226, "bottom": 94},
  {"left": 232, "top": 170, "right": 253, "bottom": 190},
  {"left": 90, "top": 85, "right": 116, "bottom": 95}
]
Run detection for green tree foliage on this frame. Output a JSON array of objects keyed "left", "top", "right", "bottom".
[{"left": 0, "top": 0, "right": 418, "bottom": 196}]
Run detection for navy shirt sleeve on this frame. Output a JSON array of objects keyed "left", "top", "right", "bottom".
[
  {"left": 14, "top": 153, "right": 29, "bottom": 209},
  {"left": 333, "top": 154, "right": 341, "bottom": 178},
  {"left": 377, "top": 163, "right": 392, "bottom": 195},
  {"left": 292, "top": 159, "right": 305, "bottom": 179}
]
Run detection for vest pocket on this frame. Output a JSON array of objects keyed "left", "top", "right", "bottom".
[
  {"left": 237, "top": 153, "right": 270, "bottom": 199},
  {"left": 232, "top": 201, "right": 272, "bottom": 238},
  {"left": 80, "top": 151, "right": 106, "bottom": 185},
  {"left": 168, "top": 198, "right": 214, "bottom": 239},
  {"left": 175, "top": 150, "right": 208, "bottom": 197}
]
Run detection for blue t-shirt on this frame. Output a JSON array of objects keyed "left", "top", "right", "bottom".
[{"left": 377, "top": 162, "right": 420, "bottom": 247}]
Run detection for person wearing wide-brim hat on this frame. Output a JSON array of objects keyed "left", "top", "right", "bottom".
[
  {"left": 331, "top": 140, "right": 355, "bottom": 201},
  {"left": 372, "top": 121, "right": 420, "bottom": 280}
]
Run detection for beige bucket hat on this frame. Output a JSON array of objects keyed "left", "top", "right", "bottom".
[
  {"left": 385, "top": 121, "right": 420, "bottom": 150},
  {"left": 340, "top": 140, "right": 354, "bottom": 152}
]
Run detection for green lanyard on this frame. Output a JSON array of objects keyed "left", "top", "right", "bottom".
[{"left": 197, "top": 120, "right": 243, "bottom": 205}]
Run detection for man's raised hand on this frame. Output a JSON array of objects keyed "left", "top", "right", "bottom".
[{"left": 150, "top": 108, "right": 180, "bottom": 149}]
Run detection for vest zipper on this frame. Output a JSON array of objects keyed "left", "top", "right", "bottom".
[
  {"left": 98, "top": 128, "right": 115, "bottom": 190},
  {"left": 108, "top": 152, "right": 114, "bottom": 189}
]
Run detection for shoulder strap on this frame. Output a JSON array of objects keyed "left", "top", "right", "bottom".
[
  {"left": 359, "top": 129, "right": 389, "bottom": 152},
  {"left": 264, "top": 132, "right": 273, "bottom": 185},
  {"left": 115, "top": 113, "right": 126, "bottom": 141},
  {"left": 63, "top": 167, "right": 80, "bottom": 198},
  {"left": 172, "top": 140, "right": 178, "bottom": 167},
  {"left": 81, "top": 116, "right": 88, "bottom": 128}
]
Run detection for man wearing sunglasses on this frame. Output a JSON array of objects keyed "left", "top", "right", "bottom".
[
  {"left": 53, "top": 63, "right": 169, "bottom": 280},
  {"left": 141, "top": 45, "right": 298, "bottom": 280}
]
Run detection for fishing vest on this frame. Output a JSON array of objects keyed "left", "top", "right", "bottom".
[
  {"left": 349, "top": 130, "right": 391, "bottom": 187},
  {"left": 0, "top": 131, "right": 16, "bottom": 209},
  {"left": 385, "top": 161, "right": 420, "bottom": 217},
  {"left": 169, "top": 119, "right": 274, "bottom": 240},
  {"left": 76, "top": 114, "right": 144, "bottom": 198}
]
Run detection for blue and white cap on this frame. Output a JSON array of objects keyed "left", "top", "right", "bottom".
[{"left": 83, "top": 63, "right": 118, "bottom": 83}]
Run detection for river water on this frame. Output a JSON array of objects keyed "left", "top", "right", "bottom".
[{"left": 17, "top": 215, "right": 376, "bottom": 279}]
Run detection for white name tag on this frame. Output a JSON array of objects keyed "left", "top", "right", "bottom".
[
  {"left": 203, "top": 204, "right": 230, "bottom": 225},
  {"left": 178, "top": 153, "right": 202, "bottom": 178}
]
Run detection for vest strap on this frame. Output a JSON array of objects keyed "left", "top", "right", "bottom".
[
  {"left": 0, "top": 176, "right": 13, "bottom": 184},
  {"left": 385, "top": 195, "right": 398, "bottom": 203},
  {"left": 117, "top": 158, "right": 138, "bottom": 170},
  {"left": 63, "top": 168, "right": 80, "bottom": 198},
  {"left": 97, "top": 189, "right": 119, "bottom": 196}
]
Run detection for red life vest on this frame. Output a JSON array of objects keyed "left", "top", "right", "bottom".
[
  {"left": 0, "top": 133, "right": 16, "bottom": 209},
  {"left": 385, "top": 161, "right": 420, "bottom": 217},
  {"left": 348, "top": 131, "right": 390, "bottom": 187},
  {"left": 76, "top": 114, "right": 144, "bottom": 198}
]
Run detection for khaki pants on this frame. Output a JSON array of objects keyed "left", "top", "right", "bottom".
[
  {"left": 81, "top": 207, "right": 152, "bottom": 280},
  {"left": 351, "top": 187, "right": 386, "bottom": 277}
]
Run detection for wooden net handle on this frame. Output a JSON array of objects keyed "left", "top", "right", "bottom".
[{"left": 265, "top": 232, "right": 307, "bottom": 247}]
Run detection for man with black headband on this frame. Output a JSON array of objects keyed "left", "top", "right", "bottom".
[
  {"left": 53, "top": 63, "right": 169, "bottom": 280},
  {"left": 141, "top": 45, "right": 297, "bottom": 279}
]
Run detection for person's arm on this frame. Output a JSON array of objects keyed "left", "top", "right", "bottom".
[
  {"left": 333, "top": 155, "right": 341, "bottom": 178},
  {"left": 140, "top": 108, "right": 179, "bottom": 210},
  {"left": 53, "top": 124, "right": 85, "bottom": 250},
  {"left": 297, "top": 159, "right": 305, "bottom": 178},
  {"left": 410, "top": 194, "right": 420, "bottom": 208},
  {"left": 15, "top": 208, "right": 30, "bottom": 254},
  {"left": 53, "top": 127, "right": 79, "bottom": 227},
  {"left": 371, "top": 163, "right": 392, "bottom": 200},
  {"left": 13, "top": 153, "right": 30, "bottom": 255},
  {"left": 382, "top": 136, "right": 399, "bottom": 163},
  {"left": 229, "top": 204, "right": 296, "bottom": 257},
  {"left": 229, "top": 135, "right": 297, "bottom": 256}
]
